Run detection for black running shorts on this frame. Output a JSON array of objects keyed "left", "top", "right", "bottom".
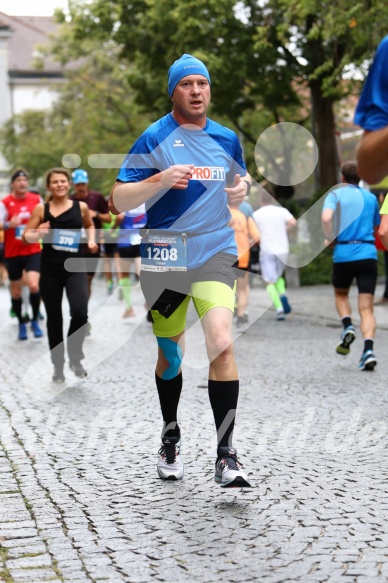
[
  {"left": 332, "top": 259, "right": 378, "bottom": 294},
  {"left": 140, "top": 251, "right": 237, "bottom": 319},
  {"left": 80, "top": 244, "right": 101, "bottom": 276},
  {"left": 103, "top": 243, "right": 118, "bottom": 256},
  {"left": 6, "top": 252, "right": 41, "bottom": 281},
  {"left": 119, "top": 245, "right": 141, "bottom": 259}
]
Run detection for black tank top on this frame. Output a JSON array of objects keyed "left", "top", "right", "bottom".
[{"left": 41, "top": 200, "right": 84, "bottom": 275}]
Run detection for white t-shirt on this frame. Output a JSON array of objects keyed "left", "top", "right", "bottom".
[
  {"left": 253, "top": 205, "right": 294, "bottom": 254},
  {"left": 0, "top": 201, "right": 7, "bottom": 223}
]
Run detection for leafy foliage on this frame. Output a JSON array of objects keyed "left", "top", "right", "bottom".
[
  {"left": 2, "top": 0, "right": 388, "bottom": 193},
  {"left": 0, "top": 39, "right": 151, "bottom": 194}
]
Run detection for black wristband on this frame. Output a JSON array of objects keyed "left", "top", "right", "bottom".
[{"left": 243, "top": 179, "right": 251, "bottom": 197}]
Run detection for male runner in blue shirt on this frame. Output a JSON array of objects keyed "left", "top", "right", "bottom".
[
  {"left": 321, "top": 161, "right": 380, "bottom": 370},
  {"left": 109, "top": 54, "right": 251, "bottom": 488}
]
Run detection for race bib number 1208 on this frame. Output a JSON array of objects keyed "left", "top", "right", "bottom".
[{"left": 140, "top": 233, "right": 187, "bottom": 272}]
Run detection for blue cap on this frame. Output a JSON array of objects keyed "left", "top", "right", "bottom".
[
  {"left": 168, "top": 54, "right": 210, "bottom": 97},
  {"left": 72, "top": 169, "right": 89, "bottom": 184}
]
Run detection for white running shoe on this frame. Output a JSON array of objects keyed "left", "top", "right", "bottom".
[
  {"left": 157, "top": 436, "right": 184, "bottom": 480},
  {"left": 214, "top": 447, "right": 251, "bottom": 488}
]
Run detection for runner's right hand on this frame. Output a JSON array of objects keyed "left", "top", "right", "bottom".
[
  {"left": 37, "top": 221, "right": 51, "bottom": 236},
  {"left": 160, "top": 165, "right": 194, "bottom": 190},
  {"left": 9, "top": 215, "right": 22, "bottom": 228}
]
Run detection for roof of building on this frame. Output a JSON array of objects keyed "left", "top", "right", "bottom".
[{"left": 0, "top": 11, "right": 64, "bottom": 75}]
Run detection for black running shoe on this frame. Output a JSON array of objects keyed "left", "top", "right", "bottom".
[{"left": 215, "top": 447, "right": 251, "bottom": 488}]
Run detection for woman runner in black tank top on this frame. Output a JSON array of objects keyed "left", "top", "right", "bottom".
[
  {"left": 41, "top": 199, "right": 84, "bottom": 275},
  {"left": 23, "top": 168, "right": 98, "bottom": 382}
]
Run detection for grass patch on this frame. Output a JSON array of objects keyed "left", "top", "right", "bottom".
[{"left": 0, "top": 544, "right": 13, "bottom": 583}]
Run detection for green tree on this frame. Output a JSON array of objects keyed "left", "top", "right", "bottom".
[
  {"left": 0, "top": 38, "right": 150, "bottom": 194},
  {"left": 4, "top": 0, "right": 388, "bottom": 192},
  {"left": 253, "top": 0, "right": 388, "bottom": 186},
  {"left": 1, "top": 110, "right": 64, "bottom": 183},
  {"left": 49, "top": 0, "right": 306, "bottom": 186},
  {"left": 50, "top": 0, "right": 388, "bottom": 189}
]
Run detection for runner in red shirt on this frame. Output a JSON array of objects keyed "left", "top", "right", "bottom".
[{"left": 0, "top": 170, "right": 43, "bottom": 340}]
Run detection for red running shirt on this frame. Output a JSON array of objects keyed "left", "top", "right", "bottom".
[{"left": 2, "top": 193, "right": 42, "bottom": 258}]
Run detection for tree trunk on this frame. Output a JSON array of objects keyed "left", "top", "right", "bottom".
[{"left": 310, "top": 80, "right": 340, "bottom": 188}]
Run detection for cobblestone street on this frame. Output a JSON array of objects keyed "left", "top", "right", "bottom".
[{"left": 1, "top": 277, "right": 388, "bottom": 582}]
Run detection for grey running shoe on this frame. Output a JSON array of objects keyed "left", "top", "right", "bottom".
[
  {"left": 52, "top": 366, "right": 65, "bottom": 383},
  {"left": 157, "top": 436, "right": 184, "bottom": 480},
  {"left": 358, "top": 350, "right": 377, "bottom": 371},
  {"left": 70, "top": 362, "right": 87, "bottom": 378},
  {"left": 336, "top": 325, "right": 356, "bottom": 355},
  {"left": 214, "top": 447, "right": 251, "bottom": 488},
  {"left": 236, "top": 316, "right": 247, "bottom": 333}
]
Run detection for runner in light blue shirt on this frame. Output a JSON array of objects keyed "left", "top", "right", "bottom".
[{"left": 321, "top": 161, "right": 380, "bottom": 371}]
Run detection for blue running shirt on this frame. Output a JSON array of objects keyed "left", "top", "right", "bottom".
[
  {"left": 354, "top": 36, "right": 388, "bottom": 131},
  {"left": 117, "top": 113, "right": 247, "bottom": 269},
  {"left": 117, "top": 204, "right": 147, "bottom": 248},
  {"left": 323, "top": 185, "right": 380, "bottom": 262}
]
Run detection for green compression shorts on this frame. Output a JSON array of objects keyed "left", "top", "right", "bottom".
[{"left": 150, "top": 280, "right": 236, "bottom": 338}]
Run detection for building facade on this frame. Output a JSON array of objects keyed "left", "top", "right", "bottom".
[{"left": 0, "top": 12, "right": 64, "bottom": 196}]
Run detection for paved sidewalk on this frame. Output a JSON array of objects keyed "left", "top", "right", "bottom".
[{"left": 1, "top": 277, "right": 388, "bottom": 582}]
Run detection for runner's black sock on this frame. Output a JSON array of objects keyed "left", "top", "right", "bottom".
[
  {"left": 208, "top": 379, "right": 239, "bottom": 449},
  {"left": 12, "top": 298, "right": 23, "bottom": 324},
  {"left": 364, "top": 339, "right": 374, "bottom": 352},
  {"left": 29, "top": 292, "right": 40, "bottom": 320},
  {"left": 342, "top": 316, "right": 352, "bottom": 329},
  {"left": 155, "top": 372, "right": 182, "bottom": 438}
]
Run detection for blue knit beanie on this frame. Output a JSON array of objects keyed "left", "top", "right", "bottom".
[{"left": 168, "top": 54, "right": 211, "bottom": 97}]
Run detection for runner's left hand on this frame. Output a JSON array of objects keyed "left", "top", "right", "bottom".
[{"left": 225, "top": 174, "right": 248, "bottom": 205}]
